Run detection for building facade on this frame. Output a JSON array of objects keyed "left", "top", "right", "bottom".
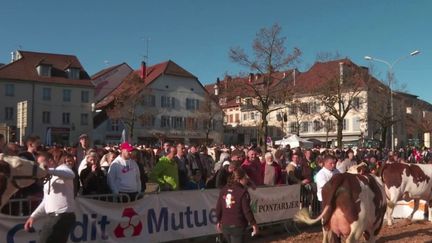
[
  {"left": 93, "top": 60, "right": 223, "bottom": 145},
  {"left": 0, "top": 50, "right": 94, "bottom": 145},
  {"left": 207, "top": 59, "right": 432, "bottom": 148}
]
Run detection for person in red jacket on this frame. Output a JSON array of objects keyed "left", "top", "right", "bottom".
[
  {"left": 241, "top": 149, "right": 263, "bottom": 186},
  {"left": 216, "top": 168, "right": 258, "bottom": 243},
  {"left": 261, "top": 152, "right": 282, "bottom": 186}
]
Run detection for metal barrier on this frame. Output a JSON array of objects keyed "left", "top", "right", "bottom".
[
  {"left": 80, "top": 193, "right": 131, "bottom": 203},
  {"left": 1, "top": 197, "right": 42, "bottom": 216}
]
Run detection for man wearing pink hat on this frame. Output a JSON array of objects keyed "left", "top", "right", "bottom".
[{"left": 107, "top": 142, "right": 141, "bottom": 201}]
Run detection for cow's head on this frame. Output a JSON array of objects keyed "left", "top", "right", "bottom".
[{"left": 0, "top": 155, "right": 47, "bottom": 209}]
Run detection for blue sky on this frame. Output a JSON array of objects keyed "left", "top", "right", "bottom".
[{"left": 1, "top": 0, "right": 431, "bottom": 101}]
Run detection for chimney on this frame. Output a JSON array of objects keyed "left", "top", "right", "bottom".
[
  {"left": 339, "top": 62, "right": 344, "bottom": 85},
  {"left": 249, "top": 73, "right": 254, "bottom": 83},
  {"left": 214, "top": 84, "right": 219, "bottom": 96},
  {"left": 140, "top": 61, "right": 147, "bottom": 79},
  {"left": 292, "top": 70, "right": 296, "bottom": 86},
  {"left": 225, "top": 75, "right": 231, "bottom": 89},
  {"left": 255, "top": 73, "right": 261, "bottom": 81}
]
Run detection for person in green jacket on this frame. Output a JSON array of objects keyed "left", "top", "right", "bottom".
[{"left": 149, "top": 146, "right": 179, "bottom": 191}]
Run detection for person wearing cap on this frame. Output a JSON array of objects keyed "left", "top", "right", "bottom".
[
  {"left": 76, "top": 134, "right": 90, "bottom": 171},
  {"left": 107, "top": 142, "right": 141, "bottom": 201}
]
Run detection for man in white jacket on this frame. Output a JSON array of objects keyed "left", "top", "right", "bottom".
[{"left": 24, "top": 151, "right": 76, "bottom": 243}]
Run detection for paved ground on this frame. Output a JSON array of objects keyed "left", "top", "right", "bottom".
[{"left": 174, "top": 219, "right": 432, "bottom": 243}]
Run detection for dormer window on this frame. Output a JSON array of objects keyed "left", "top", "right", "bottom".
[
  {"left": 37, "top": 64, "right": 52, "bottom": 77},
  {"left": 67, "top": 68, "right": 80, "bottom": 79},
  {"left": 235, "top": 96, "right": 241, "bottom": 104}
]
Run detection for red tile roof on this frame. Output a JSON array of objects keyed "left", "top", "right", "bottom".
[
  {"left": 293, "top": 58, "right": 382, "bottom": 94},
  {"left": 205, "top": 70, "right": 296, "bottom": 108},
  {"left": 95, "top": 60, "right": 197, "bottom": 109},
  {"left": 206, "top": 59, "right": 385, "bottom": 109},
  {"left": 0, "top": 50, "right": 93, "bottom": 87}
]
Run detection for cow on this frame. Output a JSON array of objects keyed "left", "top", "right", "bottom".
[
  {"left": 0, "top": 155, "right": 47, "bottom": 209},
  {"left": 295, "top": 173, "right": 387, "bottom": 243},
  {"left": 380, "top": 162, "right": 432, "bottom": 225}
]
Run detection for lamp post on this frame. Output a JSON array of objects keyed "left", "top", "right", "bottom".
[{"left": 364, "top": 50, "right": 420, "bottom": 151}]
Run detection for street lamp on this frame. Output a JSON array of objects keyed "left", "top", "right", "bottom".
[{"left": 364, "top": 50, "right": 420, "bottom": 151}]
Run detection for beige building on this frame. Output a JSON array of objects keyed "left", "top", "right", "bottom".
[
  {"left": 0, "top": 50, "right": 94, "bottom": 145},
  {"left": 93, "top": 60, "right": 223, "bottom": 145},
  {"left": 206, "top": 59, "right": 432, "bottom": 148}
]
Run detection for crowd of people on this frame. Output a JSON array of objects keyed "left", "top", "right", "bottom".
[
  {"left": 1, "top": 133, "right": 432, "bottom": 204},
  {"left": 2, "top": 132, "right": 432, "bottom": 243}
]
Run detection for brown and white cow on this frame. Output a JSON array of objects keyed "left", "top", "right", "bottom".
[
  {"left": 295, "top": 173, "right": 387, "bottom": 243},
  {"left": 381, "top": 162, "right": 432, "bottom": 225},
  {"left": 0, "top": 155, "right": 47, "bottom": 209}
]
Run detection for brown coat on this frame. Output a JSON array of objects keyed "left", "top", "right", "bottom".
[{"left": 216, "top": 182, "right": 256, "bottom": 227}]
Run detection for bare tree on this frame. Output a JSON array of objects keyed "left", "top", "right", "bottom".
[
  {"left": 228, "top": 23, "right": 301, "bottom": 151},
  {"left": 288, "top": 99, "right": 310, "bottom": 136},
  {"left": 105, "top": 73, "right": 151, "bottom": 142},
  {"left": 197, "top": 92, "right": 223, "bottom": 146},
  {"left": 315, "top": 62, "right": 367, "bottom": 149}
]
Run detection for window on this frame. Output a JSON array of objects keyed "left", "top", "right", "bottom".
[
  {"left": 161, "top": 116, "right": 170, "bottom": 128},
  {"left": 406, "top": 107, "right": 412, "bottom": 114},
  {"left": 353, "top": 97, "right": 362, "bottom": 110},
  {"left": 352, "top": 117, "right": 361, "bottom": 131},
  {"left": 5, "top": 107, "right": 13, "bottom": 120},
  {"left": 81, "top": 113, "right": 89, "bottom": 125},
  {"left": 245, "top": 98, "right": 253, "bottom": 106},
  {"left": 243, "top": 113, "right": 248, "bottom": 121},
  {"left": 185, "top": 117, "right": 199, "bottom": 130},
  {"left": 301, "top": 122, "right": 309, "bottom": 133},
  {"left": 229, "top": 114, "right": 233, "bottom": 123},
  {"left": 42, "top": 111, "right": 50, "bottom": 124},
  {"left": 63, "top": 89, "right": 71, "bottom": 102},
  {"left": 5, "top": 84, "right": 14, "bottom": 97},
  {"left": 161, "top": 96, "right": 175, "bottom": 108},
  {"left": 67, "top": 68, "right": 80, "bottom": 79},
  {"left": 289, "top": 122, "right": 298, "bottom": 134},
  {"left": 235, "top": 114, "right": 240, "bottom": 123},
  {"left": 141, "top": 115, "right": 155, "bottom": 127},
  {"left": 110, "top": 119, "right": 119, "bottom": 131},
  {"left": 37, "top": 65, "right": 51, "bottom": 77},
  {"left": 186, "top": 98, "right": 200, "bottom": 110},
  {"left": 310, "top": 102, "right": 318, "bottom": 113},
  {"left": 172, "top": 117, "right": 184, "bottom": 129},
  {"left": 42, "top": 88, "right": 51, "bottom": 101},
  {"left": 62, "top": 112, "right": 70, "bottom": 125},
  {"left": 143, "top": 95, "right": 156, "bottom": 107},
  {"left": 343, "top": 119, "right": 349, "bottom": 131},
  {"left": 235, "top": 96, "right": 241, "bottom": 104},
  {"left": 219, "top": 97, "right": 227, "bottom": 106},
  {"left": 313, "top": 120, "right": 322, "bottom": 132},
  {"left": 289, "top": 104, "right": 297, "bottom": 115},
  {"left": 250, "top": 112, "right": 255, "bottom": 120},
  {"left": 81, "top": 91, "right": 89, "bottom": 103},
  {"left": 300, "top": 103, "right": 310, "bottom": 114}
]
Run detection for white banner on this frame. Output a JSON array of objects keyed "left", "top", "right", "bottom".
[{"left": 0, "top": 185, "right": 300, "bottom": 243}]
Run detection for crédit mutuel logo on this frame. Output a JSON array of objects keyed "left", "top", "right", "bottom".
[{"left": 114, "top": 207, "right": 143, "bottom": 238}]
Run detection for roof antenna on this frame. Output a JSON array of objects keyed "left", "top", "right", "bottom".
[{"left": 142, "top": 37, "right": 150, "bottom": 64}]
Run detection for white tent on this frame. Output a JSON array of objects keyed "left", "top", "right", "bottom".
[{"left": 274, "top": 134, "right": 313, "bottom": 149}]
